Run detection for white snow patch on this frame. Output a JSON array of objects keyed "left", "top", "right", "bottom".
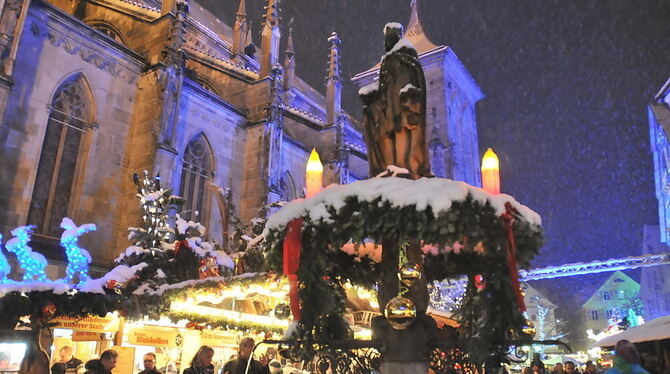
[
  {"left": 375, "top": 165, "right": 409, "bottom": 178},
  {"left": 115, "top": 246, "right": 150, "bottom": 263},
  {"left": 176, "top": 216, "right": 206, "bottom": 236},
  {"left": 381, "top": 38, "right": 416, "bottom": 63},
  {"left": 78, "top": 263, "right": 148, "bottom": 294},
  {"left": 359, "top": 80, "right": 379, "bottom": 96},
  {"left": 0, "top": 280, "right": 71, "bottom": 296},
  {"left": 400, "top": 83, "right": 418, "bottom": 94},
  {"left": 384, "top": 22, "right": 404, "bottom": 33},
  {"left": 184, "top": 237, "right": 234, "bottom": 268},
  {"left": 142, "top": 191, "right": 163, "bottom": 201},
  {"left": 246, "top": 233, "right": 266, "bottom": 250},
  {"left": 264, "top": 177, "right": 541, "bottom": 234},
  {"left": 136, "top": 272, "right": 260, "bottom": 296}
]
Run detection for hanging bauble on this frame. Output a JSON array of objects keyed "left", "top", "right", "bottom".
[
  {"left": 398, "top": 263, "right": 422, "bottom": 287},
  {"left": 474, "top": 274, "right": 486, "bottom": 292},
  {"left": 522, "top": 319, "right": 536, "bottom": 337},
  {"left": 274, "top": 303, "right": 291, "bottom": 320},
  {"left": 384, "top": 296, "right": 416, "bottom": 330}
]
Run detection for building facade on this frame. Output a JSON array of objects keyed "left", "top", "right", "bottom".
[
  {"left": 524, "top": 284, "right": 560, "bottom": 342},
  {"left": 649, "top": 78, "right": 670, "bottom": 245},
  {"left": 640, "top": 225, "right": 670, "bottom": 320},
  {"left": 0, "top": 0, "right": 482, "bottom": 272},
  {"left": 581, "top": 271, "right": 641, "bottom": 333}
]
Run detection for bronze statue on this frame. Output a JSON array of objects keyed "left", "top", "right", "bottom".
[{"left": 360, "top": 23, "right": 431, "bottom": 179}]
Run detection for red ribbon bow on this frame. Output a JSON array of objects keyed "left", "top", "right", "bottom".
[
  {"left": 501, "top": 202, "right": 526, "bottom": 312},
  {"left": 283, "top": 218, "right": 303, "bottom": 321}
]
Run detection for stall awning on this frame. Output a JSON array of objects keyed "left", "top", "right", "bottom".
[{"left": 592, "top": 315, "right": 670, "bottom": 347}]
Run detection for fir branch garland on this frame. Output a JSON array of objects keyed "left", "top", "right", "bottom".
[{"left": 263, "top": 191, "right": 543, "bottom": 364}]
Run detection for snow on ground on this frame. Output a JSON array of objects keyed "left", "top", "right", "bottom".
[{"left": 265, "top": 177, "right": 541, "bottom": 233}]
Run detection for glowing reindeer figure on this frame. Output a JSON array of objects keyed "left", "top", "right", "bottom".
[
  {"left": 0, "top": 234, "right": 10, "bottom": 282},
  {"left": 60, "top": 218, "right": 95, "bottom": 285},
  {"left": 6, "top": 226, "right": 47, "bottom": 281}
]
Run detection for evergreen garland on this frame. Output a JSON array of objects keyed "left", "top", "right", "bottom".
[{"left": 263, "top": 189, "right": 543, "bottom": 364}]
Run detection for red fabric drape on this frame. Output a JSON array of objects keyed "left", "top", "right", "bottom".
[
  {"left": 174, "top": 240, "right": 189, "bottom": 255},
  {"left": 501, "top": 202, "right": 526, "bottom": 312},
  {"left": 283, "top": 218, "right": 303, "bottom": 320}
]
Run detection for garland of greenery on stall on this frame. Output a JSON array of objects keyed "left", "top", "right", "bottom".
[
  {"left": 263, "top": 193, "right": 543, "bottom": 364},
  {"left": 0, "top": 173, "right": 280, "bottom": 335}
]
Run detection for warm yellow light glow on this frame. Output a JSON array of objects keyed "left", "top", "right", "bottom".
[
  {"left": 305, "top": 148, "right": 323, "bottom": 198},
  {"left": 170, "top": 300, "right": 290, "bottom": 330},
  {"left": 306, "top": 148, "right": 323, "bottom": 172},
  {"left": 481, "top": 148, "right": 500, "bottom": 195},
  {"left": 481, "top": 148, "right": 499, "bottom": 170}
]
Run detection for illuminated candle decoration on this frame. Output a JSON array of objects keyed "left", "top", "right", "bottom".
[
  {"left": 0, "top": 234, "right": 9, "bottom": 282},
  {"left": 60, "top": 217, "right": 95, "bottom": 285},
  {"left": 305, "top": 148, "right": 323, "bottom": 198},
  {"left": 481, "top": 148, "right": 500, "bottom": 195},
  {"left": 5, "top": 226, "right": 47, "bottom": 281}
]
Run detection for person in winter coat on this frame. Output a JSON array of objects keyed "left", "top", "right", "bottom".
[
  {"left": 222, "top": 337, "right": 269, "bottom": 374},
  {"left": 137, "top": 352, "right": 161, "bottom": 374},
  {"left": 606, "top": 340, "right": 649, "bottom": 374},
  {"left": 51, "top": 346, "right": 84, "bottom": 374},
  {"left": 183, "top": 346, "right": 215, "bottom": 374},
  {"left": 84, "top": 350, "right": 117, "bottom": 374}
]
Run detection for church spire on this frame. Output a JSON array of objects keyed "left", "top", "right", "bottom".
[
  {"left": 260, "top": 0, "right": 281, "bottom": 77},
  {"left": 233, "top": 0, "right": 248, "bottom": 56},
  {"left": 326, "top": 32, "right": 341, "bottom": 125},
  {"left": 283, "top": 27, "right": 295, "bottom": 89},
  {"left": 405, "top": 0, "right": 438, "bottom": 53}
]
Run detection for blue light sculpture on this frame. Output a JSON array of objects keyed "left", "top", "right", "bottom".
[
  {"left": 60, "top": 217, "right": 95, "bottom": 285},
  {"left": 0, "top": 234, "right": 10, "bottom": 282},
  {"left": 5, "top": 226, "right": 47, "bottom": 281}
]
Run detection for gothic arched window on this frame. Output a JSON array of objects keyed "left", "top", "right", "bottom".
[
  {"left": 28, "top": 74, "right": 94, "bottom": 237},
  {"left": 279, "top": 171, "right": 297, "bottom": 201},
  {"left": 179, "top": 133, "right": 214, "bottom": 222}
]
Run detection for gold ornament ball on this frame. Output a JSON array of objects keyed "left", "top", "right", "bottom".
[
  {"left": 522, "top": 319, "right": 536, "bottom": 337},
  {"left": 384, "top": 296, "right": 417, "bottom": 330},
  {"left": 399, "top": 263, "right": 422, "bottom": 286}
]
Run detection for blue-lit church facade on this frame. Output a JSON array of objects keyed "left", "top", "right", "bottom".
[
  {"left": 649, "top": 79, "right": 670, "bottom": 245},
  {"left": 0, "top": 0, "right": 483, "bottom": 271}
]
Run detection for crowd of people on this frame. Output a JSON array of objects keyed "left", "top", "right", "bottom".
[
  {"left": 49, "top": 337, "right": 307, "bottom": 374},
  {"left": 522, "top": 340, "right": 654, "bottom": 374},
  {"left": 45, "top": 338, "right": 664, "bottom": 374}
]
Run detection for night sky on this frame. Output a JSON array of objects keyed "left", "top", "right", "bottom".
[{"left": 204, "top": 0, "right": 670, "bottom": 308}]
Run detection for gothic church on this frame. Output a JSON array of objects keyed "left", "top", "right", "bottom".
[{"left": 0, "top": 0, "right": 482, "bottom": 272}]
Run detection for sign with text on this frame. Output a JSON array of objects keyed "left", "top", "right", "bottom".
[
  {"left": 71, "top": 331, "right": 105, "bottom": 341},
  {"left": 128, "top": 327, "right": 182, "bottom": 347},
  {"left": 199, "top": 329, "right": 237, "bottom": 347},
  {"left": 51, "top": 314, "right": 119, "bottom": 332},
  {"left": 110, "top": 346, "right": 135, "bottom": 374}
]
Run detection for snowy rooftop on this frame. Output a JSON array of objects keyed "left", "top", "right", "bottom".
[{"left": 265, "top": 177, "right": 541, "bottom": 232}]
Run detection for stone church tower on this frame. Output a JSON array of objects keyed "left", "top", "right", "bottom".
[
  {"left": 0, "top": 0, "right": 366, "bottom": 272},
  {"left": 352, "top": 0, "right": 484, "bottom": 185}
]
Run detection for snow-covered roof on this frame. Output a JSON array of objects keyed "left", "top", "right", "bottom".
[
  {"left": 264, "top": 177, "right": 541, "bottom": 232},
  {"left": 593, "top": 315, "right": 670, "bottom": 347}
]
